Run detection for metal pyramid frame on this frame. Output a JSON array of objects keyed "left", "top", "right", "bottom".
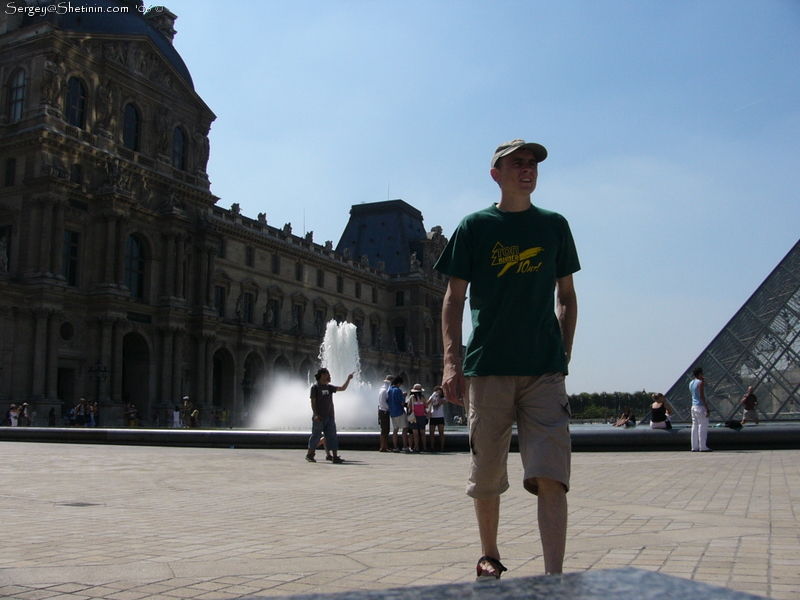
[{"left": 666, "top": 239, "right": 800, "bottom": 422}]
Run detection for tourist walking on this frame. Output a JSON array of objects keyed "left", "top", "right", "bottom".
[
  {"left": 125, "top": 403, "right": 138, "bottom": 427},
  {"left": 690, "top": 367, "right": 711, "bottom": 451},
  {"left": 378, "top": 375, "right": 393, "bottom": 452},
  {"left": 428, "top": 385, "right": 447, "bottom": 451},
  {"left": 75, "top": 398, "right": 86, "bottom": 427},
  {"left": 305, "top": 368, "right": 354, "bottom": 464},
  {"left": 182, "top": 396, "right": 194, "bottom": 428},
  {"left": 387, "top": 376, "right": 409, "bottom": 453},
  {"left": 7, "top": 404, "right": 20, "bottom": 426},
  {"left": 408, "top": 384, "right": 429, "bottom": 452},
  {"left": 436, "top": 139, "right": 580, "bottom": 578},
  {"left": 18, "top": 403, "right": 31, "bottom": 426}
]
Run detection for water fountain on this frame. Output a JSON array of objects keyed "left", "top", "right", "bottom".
[{"left": 251, "top": 320, "right": 376, "bottom": 430}]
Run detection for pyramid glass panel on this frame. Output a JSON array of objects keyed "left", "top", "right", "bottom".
[{"left": 666, "top": 239, "right": 800, "bottom": 421}]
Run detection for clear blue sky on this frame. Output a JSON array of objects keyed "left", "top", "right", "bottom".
[{"left": 161, "top": 0, "right": 799, "bottom": 394}]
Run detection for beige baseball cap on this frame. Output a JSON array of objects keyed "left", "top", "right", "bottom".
[{"left": 491, "top": 139, "right": 547, "bottom": 168}]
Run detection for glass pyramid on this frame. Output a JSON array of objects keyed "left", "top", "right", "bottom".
[{"left": 666, "top": 239, "right": 800, "bottom": 422}]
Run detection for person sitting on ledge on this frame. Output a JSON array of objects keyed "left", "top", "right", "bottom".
[
  {"left": 613, "top": 406, "right": 635, "bottom": 427},
  {"left": 741, "top": 386, "right": 759, "bottom": 425},
  {"left": 649, "top": 393, "right": 674, "bottom": 429}
]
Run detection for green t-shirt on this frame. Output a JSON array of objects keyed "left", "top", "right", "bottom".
[{"left": 434, "top": 204, "right": 580, "bottom": 377}]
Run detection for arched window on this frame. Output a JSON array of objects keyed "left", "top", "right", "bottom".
[
  {"left": 64, "top": 77, "right": 86, "bottom": 128},
  {"left": 8, "top": 69, "right": 25, "bottom": 123},
  {"left": 124, "top": 235, "right": 146, "bottom": 299},
  {"left": 122, "top": 103, "right": 140, "bottom": 151},
  {"left": 172, "top": 126, "right": 186, "bottom": 170}
]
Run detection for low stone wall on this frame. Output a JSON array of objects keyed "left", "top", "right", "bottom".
[{"left": 2, "top": 424, "right": 799, "bottom": 452}]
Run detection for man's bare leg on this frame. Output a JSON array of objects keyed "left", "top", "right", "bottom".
[
  {"left": 535, "top": 477, "right": 567, "bottom": 574},
  {"left": 474, "top": 496, "right": 501, "bottom": 567}
]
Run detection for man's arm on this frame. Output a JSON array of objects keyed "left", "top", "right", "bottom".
[
  {"left": 336, "top": 372, "right": 355, "bottom": 392},
  {"left": 556, "top": 274, "right": 578, "bottom": 364},
  {"left": 441, "top": 276, "right": 469, "bottom": 406},
  {"left": 698, "top": 380, "right": 710, "bottom": 416}
]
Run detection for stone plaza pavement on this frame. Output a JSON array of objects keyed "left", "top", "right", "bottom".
[{"left": 0, "top": 442, "right": 798, "bottom": 600}]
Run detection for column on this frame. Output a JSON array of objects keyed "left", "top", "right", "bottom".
[
  {"left": 103, "top": 214, "right": 118, "bottom": 284},
  {"left": 205, "top": 244, "right": 215, "bottom": 305},
  {"left": 114, "top": 218, "right": 128, "bottom": 286},
  {"left": 50, "top": 200, "right": 66, "bottom": 280},
  {"left": 0, "top": 306, "right": 9, "bottom": 400},
  {"left": 39, "top": 197, "right": 54, "bottom": 275},
  {"left": 24, "top": 202, "right": 40, "bottom": 276},
  {"left": 45, "top": 311, "right": 61, "bottom": 400},
  {"left": 11, "top": 308, "right": 31, "bottom": 400},
  {"left": 112, "top": 319, "right": 125, "bottom": 402},
  {"left": 31, "top": 309, "right": 49, "bottom": 398},
  {"left": 99, "top": 318, "right": 113, "bottom": 400},
  {"left": 172, "top": 329, "right": 184, "bottom": 401},
  {"left": 162, "top": 233, "right": 175, "bottom": 298},
  {"left": 160, "top": 327, "right": 173, "bottom": 403},
  {"left": 204, "top": 336, "right": 215, "bottom": 408},
  {"left": 194, "top": 334, "right": 205, "bottom": 406},
  {"left": 174, "top": 234, "right": 185, "bottom": 299},
  {"left": 234, "top": 352, "right": 245, "bottom": 428},
  {"left": 199, "top": 246, "right": 208, "bottom": 307}
]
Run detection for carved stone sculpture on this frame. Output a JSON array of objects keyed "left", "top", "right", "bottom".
[
  {"left": 41, "top": 54, "right": 64, "bottom": 107},
  {"left": 193, "top": 128, "right": 210, "bottom": 171},
  {"left": 94, "top": 78, "right": 114, "bottom": 129}
]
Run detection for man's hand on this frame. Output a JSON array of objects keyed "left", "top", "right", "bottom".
[
  {"left": 313, "top": 414, "right": 321, "bottom": 422},
  {"left": 442, "top": 361, "right": 466, "bottom": 407},
  {"left": 441, "top": 276, "right": 469, "bottom": 407}
]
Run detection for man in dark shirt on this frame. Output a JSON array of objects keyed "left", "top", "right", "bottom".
[
  {"left": 436, "top": 139, "right": 579, "bottom": 578},
  {"left": 306, "top": 368, "right": 354, "bottom": 464}
]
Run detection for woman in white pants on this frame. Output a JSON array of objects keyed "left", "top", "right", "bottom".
[{"left": 689, "top": 367, "right": 711, "bottom": 452}]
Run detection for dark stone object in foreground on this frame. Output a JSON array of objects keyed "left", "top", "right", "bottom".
[
  {"left": 2, "top": 424, "right": 799, "bottom": 452},
  {"left": 263, "top": 568, "right": 766, "bottom": 600}
]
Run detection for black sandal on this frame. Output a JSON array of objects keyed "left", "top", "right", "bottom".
[{"left": 476, "top": 555, "right": 507, "bottom": 579}]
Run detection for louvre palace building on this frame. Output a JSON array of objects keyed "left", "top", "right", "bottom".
[{"left": 0, "top": 1, "right": 449, "bottom": 426}]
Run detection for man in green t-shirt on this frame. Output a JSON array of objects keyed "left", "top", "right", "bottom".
[{"left": 435, "top": 139, "right": 580, "bottom": 578}]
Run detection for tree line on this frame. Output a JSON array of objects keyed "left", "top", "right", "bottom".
[{"left": 569, "top": 391, "right": 653, "bottom": 421}]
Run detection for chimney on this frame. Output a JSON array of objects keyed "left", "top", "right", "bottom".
[{"left": 144, "top": 7, "right": 178, "bottom": 44}]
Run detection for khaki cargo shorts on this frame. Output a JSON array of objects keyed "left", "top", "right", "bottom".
[{"left": 464, "top": 373, "right": 571, "bottom": 498}]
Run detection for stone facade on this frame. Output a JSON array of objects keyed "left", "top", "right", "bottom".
[{"left": 0, "top": 3, "right": 448, "bottom": 426}]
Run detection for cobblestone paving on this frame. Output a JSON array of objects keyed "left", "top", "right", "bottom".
[{"left": 0, "top": 443, "right": 797, "bottom": 599}]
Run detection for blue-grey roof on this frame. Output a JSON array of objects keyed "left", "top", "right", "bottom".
[
  {"left": 20, "top": 0, "right": 193, "bottom": 88},
  {"left": 336, "top": 200, "right": 428, "bottom": 275}
]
